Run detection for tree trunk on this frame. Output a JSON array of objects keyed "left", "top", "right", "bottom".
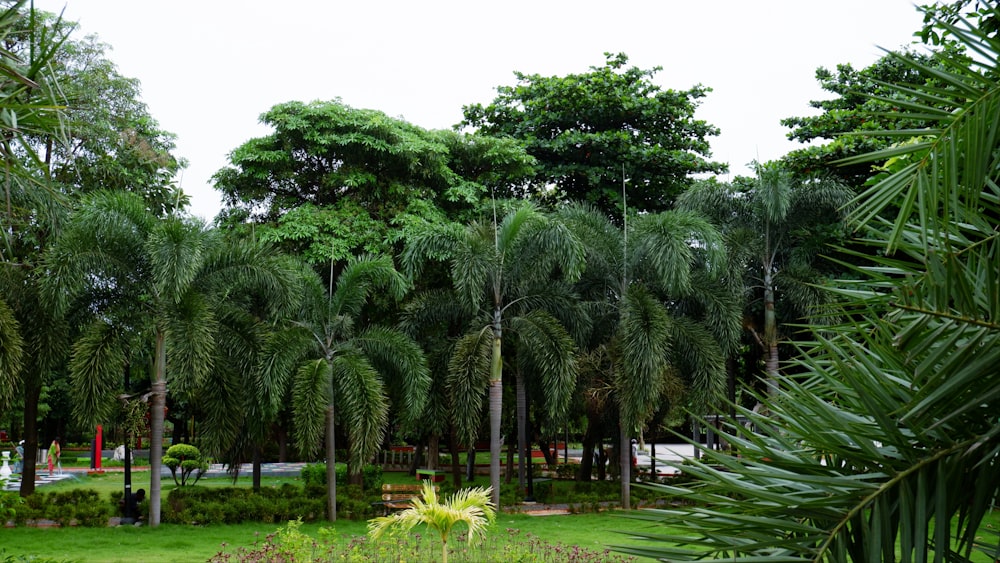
[
  {"left": 488, "top": 313, "right": 503, "bottom": 510},
  {"left": 410, "top": 441, "right": 424, "bottom": 476},
  {"left": 18, "top": 378, "right": 41, "bottom": 496},
  {"left": 763, "top": 261, "right": 779, "bottom": 398},
  {"left": 515, "top": 371, "right": 527, "bottom": 490},
  {"left": 148, "top": 329, "right": 167, "bottom": 527},
  {"left": 427, "top": 433, "right": 440, "bottom": 470},
  {"left": 619, "top": 424, "right": 631, "bottom": 510},
  {"left": 578, "top": 414, "right": 599, "bottom": 482},
  {"left": 448, "top": 427, "right": 462, "bottom": 488},
  {"left": 325, "top": 402, "right": 337, "bottom": 521},
  {"left": 252, "top": 446, "right": 262, "bottom": 493}
]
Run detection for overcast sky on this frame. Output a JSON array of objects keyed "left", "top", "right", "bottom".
[{"left": 31, "top": 1, "right": 927, "bottom": 220}]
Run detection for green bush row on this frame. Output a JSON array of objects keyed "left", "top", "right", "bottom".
[
  {"left": 299, "top": 462, "right": 383, "bottom": 493},
  {"left": 163, "top": 483, "right": 375, "bottom": 524},
  {"left": 12, "top": 489, "right": 114, "bottom": 527}
]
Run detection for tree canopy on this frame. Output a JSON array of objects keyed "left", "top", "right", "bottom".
[
  {"left": 213, "top": 100, "right": 534, "bottom": 264},
  {"left": 461, "top": 52, "right": 726, "bottom": 218}
]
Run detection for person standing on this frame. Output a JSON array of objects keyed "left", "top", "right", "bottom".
[
  {"left": 47, "top": 437, "right": 61, "bottom": 475},
  {"left": 14, "top": 440, "right": 24, "bottom": 473}
]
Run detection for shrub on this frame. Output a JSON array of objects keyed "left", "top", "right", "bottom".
[
  {"left": 299, "top": 462, "right": 383, "bottom": 493},
  {"left": 162, "top": 443, "right": 209, "bottom": 486},
  {"left": 163, "top": 484, "right": 362, "bottom": 524},
  {"left": 12, "top": 489, "right": 113, "bottom": 527}
]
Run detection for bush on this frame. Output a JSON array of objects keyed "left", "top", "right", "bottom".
[
  {"left": 12, "top": 489, "right": 114, "bottom": 527},
  {"left": 163, "top": 483, "right": 370, "bottom": 524},
  {"left": 162, "top": 443, "right": 209, "bottom": 486},
  {"left": 299, "top": 462, "right": 382, "bottom": 493}
]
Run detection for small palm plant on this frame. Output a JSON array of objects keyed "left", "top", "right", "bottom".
[{"left": 368, "top": 481, "right": 495, "bottom": 563}]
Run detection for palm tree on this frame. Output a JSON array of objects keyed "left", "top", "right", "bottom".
[
  {"left": 0, "top": 1, "right": 72, "bottom": 497},
  {"left": 676, "top": 166, "right": 852, "bottom": 399},
  {"left": 617, "top": 7, "right": 1000, "bottom": 561},
  {"left": 558, "top": 203, "right": 739, "bottom": 509},
  {"left": 402, "top": 202, "right": 585, "bottom": 509},
  {"left": 368, "top": 481, "right": 496, "bottom": 563},
  {"left": 43, "top": 190, "right": 296, "bottom": 526},
  {"left": 260, "top": 254, "right": 430, "bottom": 522}
]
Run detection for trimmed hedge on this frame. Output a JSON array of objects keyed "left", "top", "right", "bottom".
[
  {"left": 14, "top": 489, "right": 114, "bottom": 527},
  {"left": 299, "top": 462, "right": 382, "bottom": 493},
  {"left": 161, "top": 483, "right": 378, "bottom": 524}
]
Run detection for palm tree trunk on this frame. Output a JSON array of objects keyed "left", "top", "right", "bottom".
[
  {"left": 19, "top": 377, "right": 40, "bottom": 496},
  {"left": 619, "top": 424, "right": 631, "bottom": 510},
  {"left": 489, "top": 317, "right": 503, "bottom": 510},
  {"left": 326, "top": 402, "right": 337, "bottom": 522},
  {"left": 515, "top": 371, "right": 527, "bottom": 491},
  {"left": 763, "top": 267, "right": 779, "bottom": 398},
  {"left": 252, "top": 446, "right": 262, "bottom": 493},
  {"left": 148, "top": 329, "right": 167, "bottom": 527}
]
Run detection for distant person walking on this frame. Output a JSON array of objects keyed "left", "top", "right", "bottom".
[
  {"left": 47, "top": 437, "right": 61, "bottom": 475},
  {"left": 14, "top": 440, "right": 24, "bottom": 473}
]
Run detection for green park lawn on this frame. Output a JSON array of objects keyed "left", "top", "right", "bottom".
[{"left": 1, "top": 469, "right": 666, "bottom": 562}]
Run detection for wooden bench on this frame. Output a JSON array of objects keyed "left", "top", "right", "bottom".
[{"left": 378, "top": 483, "right": 439, "bottom": 515}]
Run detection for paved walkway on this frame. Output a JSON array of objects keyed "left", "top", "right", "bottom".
[{"left": 2, "top": 462, "right": 310, "bottom": 492}]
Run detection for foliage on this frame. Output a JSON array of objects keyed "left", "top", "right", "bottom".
[
  {"left": 213, "top": 100, "right": 533, "bottom": 263},
  {"left": 676, "top": 165, "right": 853, "bottom": 398},
  {"left": 24, "top": 10, "right": 186, "bottom": 215},
  {"left": 163, "top": 485, "right": 333, "bottom": 524},
  {"left": 779, "top": 47, "right": 954, "bottom": 186},
  {"left": 259, "top": 254, "right": 429, "bottom": 521},
  {"left": 618, "top": 7, "right": 1000, "bottom": 561},
  {"left": 461, "top": 52, "right": 726, "bottom": 217},
  {"left": 402, "top": 201, "right": 584, "bottom": 509},
  {"left": 299, "top": 462, "right": 383, "bottom": 493},
  {"left": 369, "top": 481, "right": 496, "bottom": 563},
  {"left": 162, "top": 443, "right": 209, "bottom": 486},
  {"left": 13, "top": 489, "right": 113, "bottom": 527},
  {"left": 213, "top": 519, "right": 638, "bottom": 563}
]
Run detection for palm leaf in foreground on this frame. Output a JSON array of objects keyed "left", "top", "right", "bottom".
[{"left": 615, "top": 8, "right": 1000, "bottom": 562}]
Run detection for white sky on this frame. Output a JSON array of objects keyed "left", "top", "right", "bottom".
[{"left": 31, "top": 1, "right": 926, "bottom": 220}]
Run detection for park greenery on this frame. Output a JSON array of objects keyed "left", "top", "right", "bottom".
[{"left": 0, "top": 0, "right": 999, "bottom": 561}]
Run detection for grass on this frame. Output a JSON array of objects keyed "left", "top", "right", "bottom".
[
  {"left": 1, "top": 509, "right": 655, "bottom": 562},
  {"left": 2, "top": 470, "right": 664, "bottom": 562}
]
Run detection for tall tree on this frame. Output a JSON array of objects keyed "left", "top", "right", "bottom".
[
  {"left": 259, "top": 254, "right": 430, "bottom": 521},
  {"left": 461, "top": 53, "right": 726, "bottom": 218},
  {"left": 44, "top": 191, "right": 295, "bottom": 526},
  {"left": 558, "top": 203, "right": 738, "bottom": 508},
  {"left": 0, "top": 1, "right": 73, "bottom": 497},
  {"left": 618, "top": 6, "right": 1000, "bottom": 560},
  {"left": 402, "top": 202, "right": 585, "bottom": 509},
  {"left": 780, "top": 48, "right": 955, "bottom": 186},
  {"left": 677, "top": 166, "right": 852, "bottom": 399},
  {"left": 213, "top": 100, "right": 533, "bottom": 264}
]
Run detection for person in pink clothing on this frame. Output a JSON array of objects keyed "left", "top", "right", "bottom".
[{"left": 47, "top": 437, "right": 61, "bottom": 475}]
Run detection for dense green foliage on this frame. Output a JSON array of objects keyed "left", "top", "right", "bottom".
[
  {"left": 214, "top": 100, "right": 533, "bottom": 264},
  {"left": 618, "top": 6, "right": 1000, "bottom": 561},
  {"left": 462, "top": 52, "right": 726, "bottom": 217}
]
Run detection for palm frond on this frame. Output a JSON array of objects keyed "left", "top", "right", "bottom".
[
  {"left": 353, "top": 325, "right": 431, "bottom": 428},
  {"left": 148, "top": 217, "right": 209, "bottom": 304},
  {"left": 165, "top": 290, "right": 218, "bottom": 398},
  {"left": 447, "top": 329, "right": 491, "bottom": 447},
  {"left": 617, "top": 285, "right": 672, "bottom": 429},
  {"left": 68, "top": 320, "right": 126, "bottom": 427},
  {"left": 631, "top": 210, "right": 725, "bottom": 296},
  {"left": 330, "top": 348, "right": 389, "bottom": 467},
  {"left": 292, "top": 358, "right": 331, "bottom": 459},
  {"left": 330, "top": 253, "right": 408, "bottom": 318},
  {"left": 0, "top": 297, "right": 24, "bottom": 408},
  {"left": 510, "top": 310, "right": 577, "bottom": 426}
]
